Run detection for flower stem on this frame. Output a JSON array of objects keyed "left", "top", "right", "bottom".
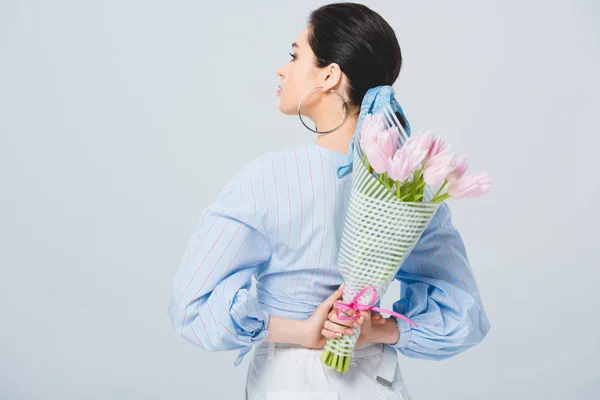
[
  {"left": 432, "top": 180, "right": 448, "bottom": 201},
  {"left": 321, "top": 349, "right": 351, "bottom": 372},
  {"left": 431, "top": 193, "right": 450, "bottom": 203},
  {"left": 380, "top": 172, "right": 386, "bottom": 189}
]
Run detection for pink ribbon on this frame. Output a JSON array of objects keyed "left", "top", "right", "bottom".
[{"left": 335, "top": 285, "right": 419, "bottom": 327}]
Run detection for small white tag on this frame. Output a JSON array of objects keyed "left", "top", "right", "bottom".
[{"left": 376, "top": 344, "right": 398, "bottom": 388}]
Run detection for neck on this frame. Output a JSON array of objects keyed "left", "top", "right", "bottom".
[{"left": 312, "top": 112, "right": 359, "bottom": 155}]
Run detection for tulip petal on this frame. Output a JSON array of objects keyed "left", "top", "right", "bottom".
[
  {"left": 366, "top": 145, "right": 389, "bottom": 174},
  {"left": 446, "top": 155, "right": 468, "bottom": 184},
  {"left": 447, "top": 172, "right": 492, "bottom": 199}
]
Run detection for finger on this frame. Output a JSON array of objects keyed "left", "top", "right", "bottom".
[
  {"left": 326, "top": 284, "right": 344, "bottom": 304},
  {"left": 333, "top": 303, "right": 354, "bottom": 318},
  {"left": 353, "top": 311, "right": 368, "bottom": 325},
  {"left": 351, "top": 314, "right": 367, "bottom": 328},
  {"left": 328, "top": 309, "right": 356, "bottom": 328},
  {"left": 347, "top": 312, "right": 365, "bottom": 328},
  {"left": 371, "top": 313, "right": 384, "bottom": 324},
  {"left": 321, "top": 328, "right": 343, "bottom": 339},
  {"left": 324, "top": 320, "right": 355, "bottom": 336},
  {"left": 372, "top": 313, "right": 385, "bottom": 323},
  {"left": 339, "top": 309, "right": 355, "bottom": 318}
]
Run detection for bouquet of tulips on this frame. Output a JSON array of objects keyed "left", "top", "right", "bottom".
[{"left": 320, "top": 105, "right": 491, "bottom": 372}]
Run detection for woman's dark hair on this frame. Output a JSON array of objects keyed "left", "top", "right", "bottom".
[{"left": 307, "top": 2, "right": 408, "bottom": 131}]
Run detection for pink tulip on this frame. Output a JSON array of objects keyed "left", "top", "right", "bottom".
[
  {"left": 400, "top": 136, "right": 429, "bottom": 171},
  {"left": 360, "top": 113, "right": 388, "bottom": 153},
  {"left": 360, "top": 113, "right": 373, "bottom": 135},
  {"left": 447, "top": 172, "right": 492, "bottom": 199},
  {"left": 359, "top": 115, "right": 378, "bottom": 151},
  {"left": 414, "top": 129, "right": 435, "bottom": 153},
  {"left": 423, "top": 152, "right": 455, "bottom": 186},
  {"left": 365, "top": 144, "right": 389, "bottom": 174},
  {"left": 446, "top": 155, "right": 468, "bottom": 184},
  {"left": 360, "top": 113, "right": 374, "bottom": 138},
  {"left": 360, "top": 112, "right": 386, "bottom": 137},
  {"left": 387, "top": 150, "right": 412, "bottom": 182},
  {"left": 424, "top": 136, "right": 451, "bottom": 166},
  {"left": 378, "top": 126, "right": 400, "bottom": 158},
  {"left": 372, "top": 111, "right": 387, "bottom": 130},
  {"left": 360, "top": 114, "right": 400, "bottom": 161}
]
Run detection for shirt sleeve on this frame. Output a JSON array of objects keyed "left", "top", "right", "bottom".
[
  {"left": 167, "top": 160, "right": 272, "bottom": 367},
  {"left": 389, "top": 201, "right": 491, "bottom": 360}
]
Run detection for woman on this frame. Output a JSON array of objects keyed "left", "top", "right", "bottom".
[{"left": 168, "top": 3, "right": 491, "bottom": 399}]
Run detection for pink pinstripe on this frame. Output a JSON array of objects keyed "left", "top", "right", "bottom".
[
  {"left": 316, "top": 150, "right": 335, "bottom": 303},
  {"left": 295, "top": 145, "right": 316, "bottom": 316},
  {"left": 439, "top": 206, "right": 469, "bottom": 309},
  {"left": 304, "top": 146, "right": 326, "bottom": 303},
  {"left": 281, "top": 154, "right": 293, "bottom": 273},
  {"left": 172, "top": 206, "right": 223, "bottom": 295},
  {"left": 178, "top": 177, "right": 261, "bottom": 335},
  {"left": 271, "top": 159, "right": 280, "bottom": 265},
  {"left": 281, "top": 149, "right": 303, "bottom": 312}
]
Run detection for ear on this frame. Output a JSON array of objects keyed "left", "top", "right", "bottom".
[{"left": 322, "top": 63, "right": 342, "bottom": 91}]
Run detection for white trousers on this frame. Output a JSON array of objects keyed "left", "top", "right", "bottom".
[{"left": 245, "top": 341, "right": 411, "bottom": 400}]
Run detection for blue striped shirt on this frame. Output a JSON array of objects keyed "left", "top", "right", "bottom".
[{"left": 167, "top": 142, "right": 491, "bottom": 367}]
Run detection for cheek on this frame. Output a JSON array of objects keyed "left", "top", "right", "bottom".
[
  {"left": 284, "top": 68, "right": 299, "bottom": 93},
  {"left": 279, "top": 64, "right": 314, "bottom": 113},
  {"left": 281, "top": 70, "right": 300, "bottom": 104},
  {"left": 285, "top": 63, "right": 312, "bottom": 92}
]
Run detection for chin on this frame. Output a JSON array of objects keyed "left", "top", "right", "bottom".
[{"left": 277, "top": 99, "right": 297, "bottom": 116}]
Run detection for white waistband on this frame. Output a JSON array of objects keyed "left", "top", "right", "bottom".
[
  {"left": 252, "top": 341, "right": 399, "bottom": 388},
  {"left": 254, "top": 341, "right": 383, "bottom": 358}
]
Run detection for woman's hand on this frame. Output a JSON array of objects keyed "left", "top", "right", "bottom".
[
  {"left": 299, "top": 284, "right": 345, "bottom": 349},
  {"left": 323, "top": 301, "right": 386, "bottom": 346}
]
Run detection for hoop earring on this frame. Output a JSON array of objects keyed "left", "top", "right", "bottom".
[{"left": 297, "top": 86, "right": 348, "bottom": 134}]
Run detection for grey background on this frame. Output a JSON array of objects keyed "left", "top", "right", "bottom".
[{"left": 1, "top": 0, "right": 598, "bottom": 399}]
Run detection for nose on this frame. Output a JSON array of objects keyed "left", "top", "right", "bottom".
[{"left": 277, "top": 65, "right": 286, "bottom": 81}]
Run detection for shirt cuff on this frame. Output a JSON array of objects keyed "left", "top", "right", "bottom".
[
  {"left": 233, "top": 327, "right": 269, "bottom": 367},
  {"left": 391, "top": 316, "right": 412, "bottom": 350},
  {"left": 231, "top": 303, "right": 271, "bottom": 368}
]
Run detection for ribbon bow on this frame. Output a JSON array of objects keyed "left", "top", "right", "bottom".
[{"left": 335, "top": 285, "right": 419, "bottom": 328}]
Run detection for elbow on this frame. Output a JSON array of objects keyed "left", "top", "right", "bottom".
[
  {"left": 175, "top": 316, "right": 214, "bottom": 352},
  {"left": 167, "top": 303, "right": 212, "bottom": 352},
  {"left": 442, "top": 318, "right": 493, "bottom": 359},
  {"left": 167, "top": 300, "right": 185, "bottom": 335},
  {"left": 446, "top": 317, "right": 492, "bottom": 357}
]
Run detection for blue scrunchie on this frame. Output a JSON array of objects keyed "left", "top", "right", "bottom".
[{"left": 336, "top": 85, "right": 411, "bottom": 179}]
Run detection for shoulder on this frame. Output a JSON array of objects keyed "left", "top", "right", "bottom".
[
  {"left": 218, "top": 143, "right": 315, "bottom": 198},
  {"left": 250, "top": 144, "right": 309, "bottom": 165},
  {"left": 233, "top": 144, "right": 309, "bottom": 180},
  {"left": 232, "top": 150, "right": 279, "bottom": 183},
  {"left": 215, "top": 148, "right": 283, "bottom": 203}
]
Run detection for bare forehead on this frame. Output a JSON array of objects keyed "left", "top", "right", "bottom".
[{"left": 293, "top": 27, "right": 310, "bottom": 49}]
